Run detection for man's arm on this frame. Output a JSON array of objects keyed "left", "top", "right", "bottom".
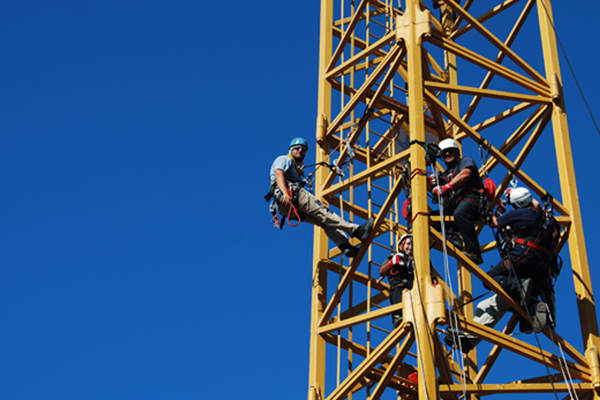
[
  {"left": 489, "top": 215, "right": 500, "bottom": 228},
  {"left": 275, "top": 169, "right": 292, "bottom": 206},
  {"left": 379, "top": 255, "right": 393, "bottom": 277},
  {"left": 448, "top": 166, "right": 473, "bottom": 189},
  {"left": 431, "top": 167, "right": 473, "bottom": 196},
  {"left": 489, "top": 199, "right": 541, "bottom": 228}
]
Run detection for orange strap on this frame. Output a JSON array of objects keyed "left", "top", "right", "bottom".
[
  {"left": 286, "top": 184, "right": 302, "bottom": 227},
  {"left": 514, "top": 237, "right": 546, "bottom": 253}
]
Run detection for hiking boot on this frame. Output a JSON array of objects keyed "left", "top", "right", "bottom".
[
  {"left": 443, "top": 332, "right": 475, "bottom": 353},
  {"left": 353, "top": 218, "right": 374, "bottom": 242},
  {"left": 519, "top": 317, "right": 533, "bottom": 333},
  {"left": 462, "top": 250, "right": 483, "bottom": 265},
  {"left": 339, "top": 243, "right": 360, "bottom": 258},
  {"left": 447, "top": 230, "right": 464, "bottom": 250},
  {"left": 531, "top": 302, "right": 549, "bottom": 333}
]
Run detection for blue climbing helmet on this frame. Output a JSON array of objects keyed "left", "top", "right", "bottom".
[{"left": 289, "top": 137, "right": 309, "bottom": 149}]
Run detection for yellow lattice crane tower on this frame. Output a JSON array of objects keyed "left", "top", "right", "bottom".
[{"left": 308, "top": 1, "right": 600, "bottom": 399}]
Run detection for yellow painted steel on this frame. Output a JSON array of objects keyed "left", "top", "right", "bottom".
[{"left": 308, "top": 0, "right": 600, "bottom": 399}]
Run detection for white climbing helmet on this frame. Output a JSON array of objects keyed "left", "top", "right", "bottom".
[
  {"left": 398, "top": 233, "right": 412, "bottom": 247},
  {"left": 438, "top": 138, "right": 459, "bottom": 152},
  {"left": 506, "top": 187, "right": 533, "bottom": 208}
]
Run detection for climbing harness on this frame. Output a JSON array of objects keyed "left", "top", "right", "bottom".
[
  {"left": 285, "top": 185, "right": 302, "bottom": 227},
  {"left": 268, "top": 183, "right": 303, "bottom": 228},
  {"left": 266, "top": 137, "right": 357, "bottom": 229},
  {"left": 265, "top": 154, "right": 308, "bottom": 229}
]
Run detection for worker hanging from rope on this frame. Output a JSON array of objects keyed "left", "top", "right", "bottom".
[
  {"left": 266, "top": 137, "right": 374, "bottom": 257},
  {"left": 444, "top": 187, "right": 561, "bottom": 352},
  {"left": 428, "top": 138, "right": 486, "bottom": 264}
]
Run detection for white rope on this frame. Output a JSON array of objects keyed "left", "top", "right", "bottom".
[
  {"left": 433, "top": 165, "right": 468, "bottom": 398},
  {"left": 548, "top": 324, "right": 580, "bottom": 400}
]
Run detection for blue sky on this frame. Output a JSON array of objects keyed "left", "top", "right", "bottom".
[{"left": 0, "top": 1, "right": 598, "bottom": 399}]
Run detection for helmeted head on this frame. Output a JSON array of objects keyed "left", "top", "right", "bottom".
[
  {"left": 289, "top": 137, "right": 308, "bottom": 161},
  {"left": 505, "top": 187, "right": 533, "bottom": 208},
  {"left": 438, "top": 138, "right": 460, "bottom": 167},
  {"left": 289, "top": 137, "right": 309, "bottom": 150},
  {"left": 398, "top": 233, "right": 412, "bottom": 255}
]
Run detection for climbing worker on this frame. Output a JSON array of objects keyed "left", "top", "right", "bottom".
[
  {"left": 429, "top": 138, "right": 485, "bottom": 264},
  {"left": 380, "top": 234, "right": 414, "bottom": 328},
  {"left": 268, "top": 137, "right": 374, "bottom": 257},
  {"left": 444, "top": 187, "right": 559, "bottom": 352},
  {"left": 380, "top": 234, "right": 438, "bottom": 328}
]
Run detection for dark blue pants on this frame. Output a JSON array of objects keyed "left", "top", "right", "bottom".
[{"left": 451, "top": 196, "right": 481, "bottom": 255}]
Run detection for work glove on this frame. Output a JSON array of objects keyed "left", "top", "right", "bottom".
[
  {"left": 432, "top": 183, "right": 453, "bottom": 196},
  {"left": 428, "top": 174, "right": 438, "bottom": 186},
  {"left": 388, "top": 253, "right": 402, "bottom": 267},
  {"left": 388, "top": 253, "right": 410, "bottom": 271}
]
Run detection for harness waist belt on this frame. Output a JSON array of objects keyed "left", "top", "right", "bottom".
[{"left": 514, "top": 237, "right": 546, "bottom": 253}]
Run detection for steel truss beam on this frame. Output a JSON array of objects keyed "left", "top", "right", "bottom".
[{"left": 308, "top": 1, "right": 600, "bottom": 399}]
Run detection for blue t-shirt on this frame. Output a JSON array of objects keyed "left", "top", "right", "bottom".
[
  {"left": 269, "top": 155, "right": 303, "bottom": 186},
  {"left": 442, "top": 157, "right": 483, "bottom": 192}
]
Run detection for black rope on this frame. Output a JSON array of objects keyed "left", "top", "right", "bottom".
[
  {"left": 538, "top": 1, "right": 600, "bottom": 137},
  {"left": 450, "top": 290, "right": 492, "bottom": 312}
]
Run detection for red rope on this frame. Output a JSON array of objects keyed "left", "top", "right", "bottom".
[
  {"left": 410, "top": 211, "right": 429, "bottom": 226},
  {"left": 286, "top": 185, "right": 302, "bottom": 227},
  {"left": 410, "top": 168, "right": 429, "bottom": 179}
]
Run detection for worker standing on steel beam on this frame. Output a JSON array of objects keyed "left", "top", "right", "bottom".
[
  {"left": 380, "top": 234, "right": 414, "bottom": 328},
  {"left": 430, "top": 138, "right": 485, "bottom": 264},
  {"left": 266, "top": 137, "right": 373, "bottom": 257},
  {"left": 380, "top": 233, "right": 438, "bottom": 328}
]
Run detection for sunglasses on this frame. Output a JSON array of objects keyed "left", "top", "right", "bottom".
[{"left": 291, "top": 146, "right": 307, "bottom": 151}]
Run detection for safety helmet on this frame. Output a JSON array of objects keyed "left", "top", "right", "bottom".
[
  {"left": 398, "top": 233, "right": 412, "bottom": 247},
  {"left": 438, "top": 138, "right": 459, "bottom": 152},
  {"left": 289, "top": 137, "right": 309, "bottom": 149},
  {"left": 505, "top": 187, "right": 533, "bottom": 208}
]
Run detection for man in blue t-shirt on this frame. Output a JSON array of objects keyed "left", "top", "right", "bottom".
[
  {"left": 444, "top": 187, "right": 558, "bottom": 352},
  {"left": 430, "top": 138, "right": 484, "bottom": 264},
  {"left": 268, "top": 137, "right": 373, "bottom": 257}
]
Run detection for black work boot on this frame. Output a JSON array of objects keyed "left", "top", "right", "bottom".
[
  {"left": 339, "top": 243, "right": 360, "bottom": 258},
  {"left": 519, "top": 317, "right": 533, "bottom": 333},
  {"left": 443, "top": 330, "right": 475, "bottom": 353},
  {"left": 392, "top": 314, "right": 403, "bottom": 328},
  {"left": 447, "top": 229, "right": 464, "bottom": 250},
  {"left": 462, "top": 250, "right": 483, "bottom": 265},
  {"left": 353, "top": 218, "right": 374, "bottom": 242}
]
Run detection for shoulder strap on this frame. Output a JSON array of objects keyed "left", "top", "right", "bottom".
[{"left": 286, "top": 154, "right": 304, "bottom": 176}]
